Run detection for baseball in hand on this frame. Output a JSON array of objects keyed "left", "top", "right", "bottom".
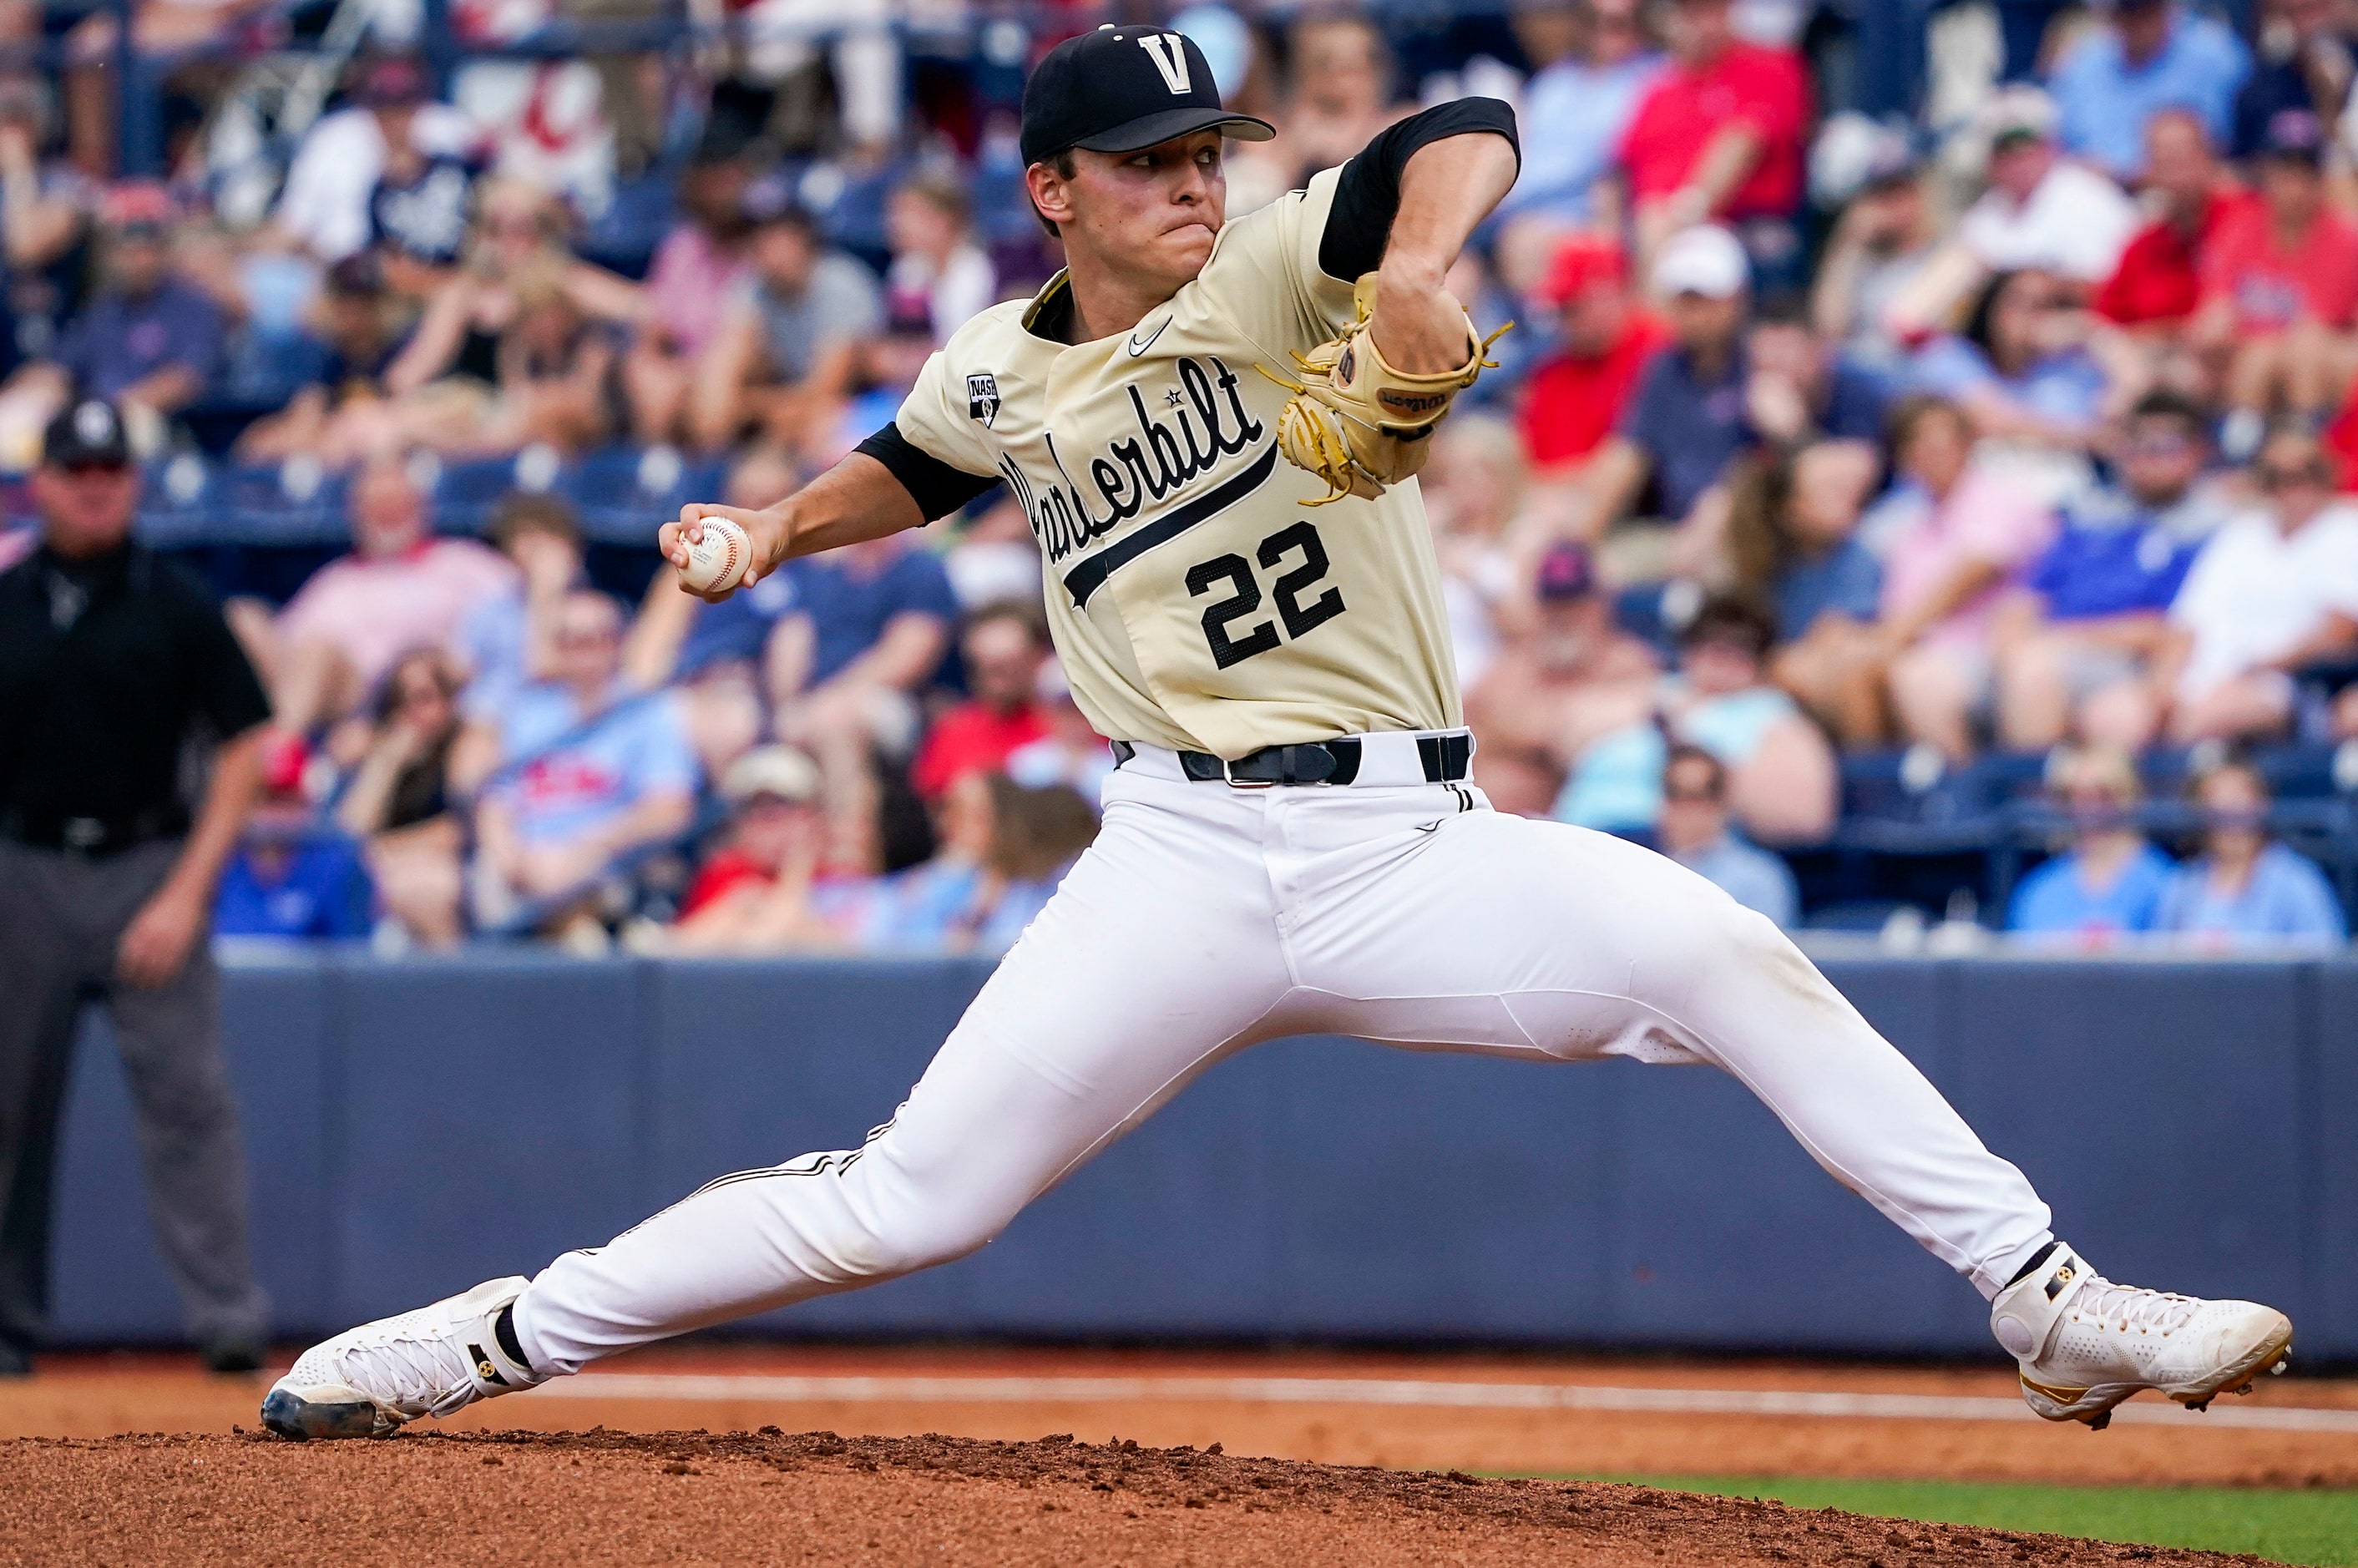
[{"left": 678, "top": 517, "right": 751, "bottom": 594}]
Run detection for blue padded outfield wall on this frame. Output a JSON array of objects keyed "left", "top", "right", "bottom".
[{"left": 47, "top": 952, "right": 2358, "bottom": 1359}]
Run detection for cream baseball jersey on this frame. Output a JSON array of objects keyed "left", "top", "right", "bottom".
[{"left": 893, "top": 169, "right": 1465, "bottom": 759}]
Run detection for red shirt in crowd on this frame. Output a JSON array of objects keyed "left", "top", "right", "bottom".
[
  {"left": 1617, "top": 43, "right": 1810, "bottom": 219},
  {"left": 2199, "top": 203, "right": 2358, "bottom": 331},
  {"left": 2094, "top": 189, "right": 2259, "bottom": 327},
  {"left": 910, "top": 701, "right": 1050, "bottom": 798},
  {"left": 1518, "top": 313, "right": 1670, "bottom": 470},
  {"left": 680, "top": 847, "right": 772, "bottom": 918}
]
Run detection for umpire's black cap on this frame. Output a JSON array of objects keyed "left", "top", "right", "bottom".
[
  {"left": 41, "top": 397, "right": 132, "bottom": 468},
  {"left": 1020, "top": 24, "right": 1274, "bottom": 168}
]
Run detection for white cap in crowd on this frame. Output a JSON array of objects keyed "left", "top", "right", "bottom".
[
  {"left": 722, "top": 745, "right": 822, "bottom": 807},
  {"left": 1976, "top": 84, "right": 2059, "bottom": 149},
  {"left": 1651, "top": 224, "right": 1750, "bottom": 301}
]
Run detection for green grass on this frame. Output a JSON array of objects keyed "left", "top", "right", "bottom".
[{"left": 1552, "top": 1475, "right": 2358, "bottom": 1565}]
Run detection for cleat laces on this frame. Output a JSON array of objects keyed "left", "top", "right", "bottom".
[
  {"left": 2073, "top": 1277, "right": 2200, "bottom": 1337},
  {"left": 301, "top": 1314, "right": 483, "bottom": 1418}
]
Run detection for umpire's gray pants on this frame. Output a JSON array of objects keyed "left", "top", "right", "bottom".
[{"left": 0, "top": 837, "right": 268, "bottom": 1350}]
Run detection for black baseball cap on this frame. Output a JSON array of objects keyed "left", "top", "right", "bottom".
[
  {"left": 1020, "top": 24, "right": 1274, "bottom": 168},
  {"left": 42, "top": 397, "right": 131, "bottom": 468},
  {"left": 1535, "top": 541, "right": 1598, "bottom": 601},
  {"left": 2261, "top": 109, "right": 2327, "bottom": 167}
]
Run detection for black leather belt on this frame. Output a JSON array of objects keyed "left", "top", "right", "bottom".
[
  {"left": 0, "top": 806, "right": 186, "bottom": 857},
  {"left": 1111, "top": 733, "right": 1472, "bottom": 787}
]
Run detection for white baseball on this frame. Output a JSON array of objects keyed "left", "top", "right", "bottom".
[{"left": 678, "top": 517, "right": 751, "bottom": 594}]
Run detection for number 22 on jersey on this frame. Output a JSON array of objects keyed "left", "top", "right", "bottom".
[{"left": 1187, "top": 520, "right": 1347, "bottom": 670}]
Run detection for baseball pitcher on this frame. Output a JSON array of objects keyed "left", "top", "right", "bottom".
[{"left": 267, "top": 27, "right": 2290, "bottom": 1440}]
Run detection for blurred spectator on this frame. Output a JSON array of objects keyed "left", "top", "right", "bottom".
[
  {"left": 274, "top": 54, "right": 479, "bottom": 264},
  {"left": 1663, "top": 597, "right": 1837, "bottom": 842},
  {"left": 769, "top": 530, "right": 962, "bottom": 871},
  {"left": 2006, "top": 744, "right": 2173, "bottom": 942},
  {"left": 467, "top": 589, "right": 698, "bottom": 938},
  {"left": 1725, "top": 440, "right": 1884, "bottom": 642},
  {"left": 910, "top": 601, "right": 1050, "bottom": 801},
  {"left": 214, "top": 746, "right": 373, "bottom": 942},
  {"left": 1423, "top": 415, "right": 1531, "bottom": 688},
  {"left": 1616, "top": 0, "right": 1810, "bottom": 271},
  {"left": 244, "top": 453, "right": 515, "bottom": 736},
  {"left": 1498, "top": 0, "right": 1665, "bottom": 228},
  {"left": 2233, "top": 0, "right": 2356, "bottom": 158},
  {"left": 625, "top": 135, "right": 756, "bottom": 446},
  {"left": 1, "top": 183, "right": 221, "bottom": 451},
  {"left": 1263, "top": 15, "right": 1408, "bottom": 189},
  {"left": 332, "top": 647, "right": 468, "bottom": 949},
  {"left": 624, "top": 447, "right": 794, "bottom": 777},
  {"left": 367, "top": 97, "right": 481, "bottom": 298},
  {"left": 1911, "top": 268, "right": 2130, "bottom": 448},
  {"left": 2047, "top": 0, "right": 2249, "bottom": 181},
  {"left": 1518, "top": 235, "right": 1667, "bottom": 478},
  {"left": 458, "top": 493, "right": 586, "bottom": 719},
  {"left": 691, "top": 199, "right": 883, "bottom": 456},
  {"left": 0, "top": 72, "right": 91, "bottom": 373},
  {"left": 668, "top": 745, "right": 853, "bottom": 953},
  {"left": 2156, "top": 759, "right": 2347, "bottom": 944},
  {"left": 862, "top": 771, "right": 1099, "bottom": 955},
  {"left": 2195, "top": 113, "right": 2358, "bottom": 459},
  {"left": 884, "top": 173, "right": 994, "bottom": 350},
  {"left": 234, "top": 255, "right": 416, "bottom": 467},
  {"left": 382, "top": 176, "right": 642, "bottom": 455},
  {"left": 2094, "top": 109, "right": 2256, "bottom": 340},
  {"left": 1955, "top": 89, "right": 2138, "bottom": 286},
  {"left": 1991, "top": 391, "right": 2219, "bottom": 751},
  {"left": 1743, "top": 305, "right": 1891, "bottom": 448},
  {"left": 936, "top": 489, "right": 1044, "bottom": 611},
  {"left": 1657, "top": 743, "right": 1798, "bottom": 926},
  {"left": 1466, "top": 542, "right": 1660, "bottom": 822},
  {"left": 2159, "top": 426, "right": 2358, "bottom": 742},
  {"left": 1810, "top": 141, "right": 1940, "bottom": 378},
  {"left": 1576, "top": 225, "right": 1755, "bottom": 535},
  {"left": 1006, "top": 659, "right": 1116, "bottom": 802},
  {"left": 1877, "top": 396, "right": 2058, "bottom": 759}
]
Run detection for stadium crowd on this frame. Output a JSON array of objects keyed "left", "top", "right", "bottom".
[{"left": 3, "top": 0, "right": 2357, "bottom": 953}]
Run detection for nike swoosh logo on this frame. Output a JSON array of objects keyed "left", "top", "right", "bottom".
[
  {"left": 1414, "top": 821, "right": 1442, "bottom": 834},
  {"left": 1126, "top": 319, "right": 1170, "bottom": 357}
]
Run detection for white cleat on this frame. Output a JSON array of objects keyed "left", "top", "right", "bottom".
[
  {"left": 1990, "top": 1242, "right": 2293, "bottom": 1431},
  {"left": 261, "top": 1276, "right": 544, "bottom": 1440}
]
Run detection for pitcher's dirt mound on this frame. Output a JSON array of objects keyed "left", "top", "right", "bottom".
[{"left": 0, "top": 1428, "right": 2262, "bottom": 1567}]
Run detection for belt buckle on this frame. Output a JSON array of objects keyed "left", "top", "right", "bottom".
[
  {"left": 62, "top": 817, "right": 105, "bottom": 854},
  {"left": 1222, "top": 762, "right": 1276, "bottom": 791}
]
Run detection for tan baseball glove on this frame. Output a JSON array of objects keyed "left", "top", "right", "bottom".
[{"left": 1264, "top": 274, "right": 1510, "bottom": 506}]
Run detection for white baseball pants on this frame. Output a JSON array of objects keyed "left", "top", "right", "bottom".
[{"left": 513, "top": 734, "right": 2054, "bottom": 1373}]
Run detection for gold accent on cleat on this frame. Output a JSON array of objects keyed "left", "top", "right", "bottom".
[{"left": 2022, "top": 1375, "right": 2091, "bottom": 1404}]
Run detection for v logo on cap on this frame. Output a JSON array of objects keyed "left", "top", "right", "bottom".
[{"left": 1138, "top": 34, "right": 1191, "bottom": 95}]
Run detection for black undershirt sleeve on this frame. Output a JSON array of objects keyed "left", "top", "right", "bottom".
[
  {"left": 1318, "top": 97, "right": 1521, "bottom": 284},
  {"left": 854, "top": 422, "right": 1004, "bottom": 522}
]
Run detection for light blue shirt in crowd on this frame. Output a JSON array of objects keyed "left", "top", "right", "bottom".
[
  {"left": 1500, "top": 52, "right": 1667, "bottom": 225},
  {"left": 2006, "top": 842, "right": 2175, "bottom": 939},
  {"left": 2048, "top": 8, "right": 2250, "bottom": 180},
  {"left": 2155, "top": 843, "right": 2348, "bottom": 948},
  {"left": 488, "top": 683, "right": 699, "bottom": 848},
  {"left": 458, "top": 589, "right": 529, "bottom": 720},
  {"left": 1909, "top": 336, "right": 2109, "bottom": 433},
  {"left": 860, "top": 857, "right": 1065, "bottom": 957},
  {"left": 1675, "top": 835, "right": 1799, "bottom": 929},
  {"left": 1553, "top": 722, "right": 1667, "bottom": 833}
]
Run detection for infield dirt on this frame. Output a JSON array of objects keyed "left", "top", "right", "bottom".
[{"left": 0, "top": 1426, "right": 2278, "bottom": 1568}]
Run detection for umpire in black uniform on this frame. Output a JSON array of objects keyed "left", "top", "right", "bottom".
[{"left": 0, "top": 399, "right": 271, "bottom": 1373}]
